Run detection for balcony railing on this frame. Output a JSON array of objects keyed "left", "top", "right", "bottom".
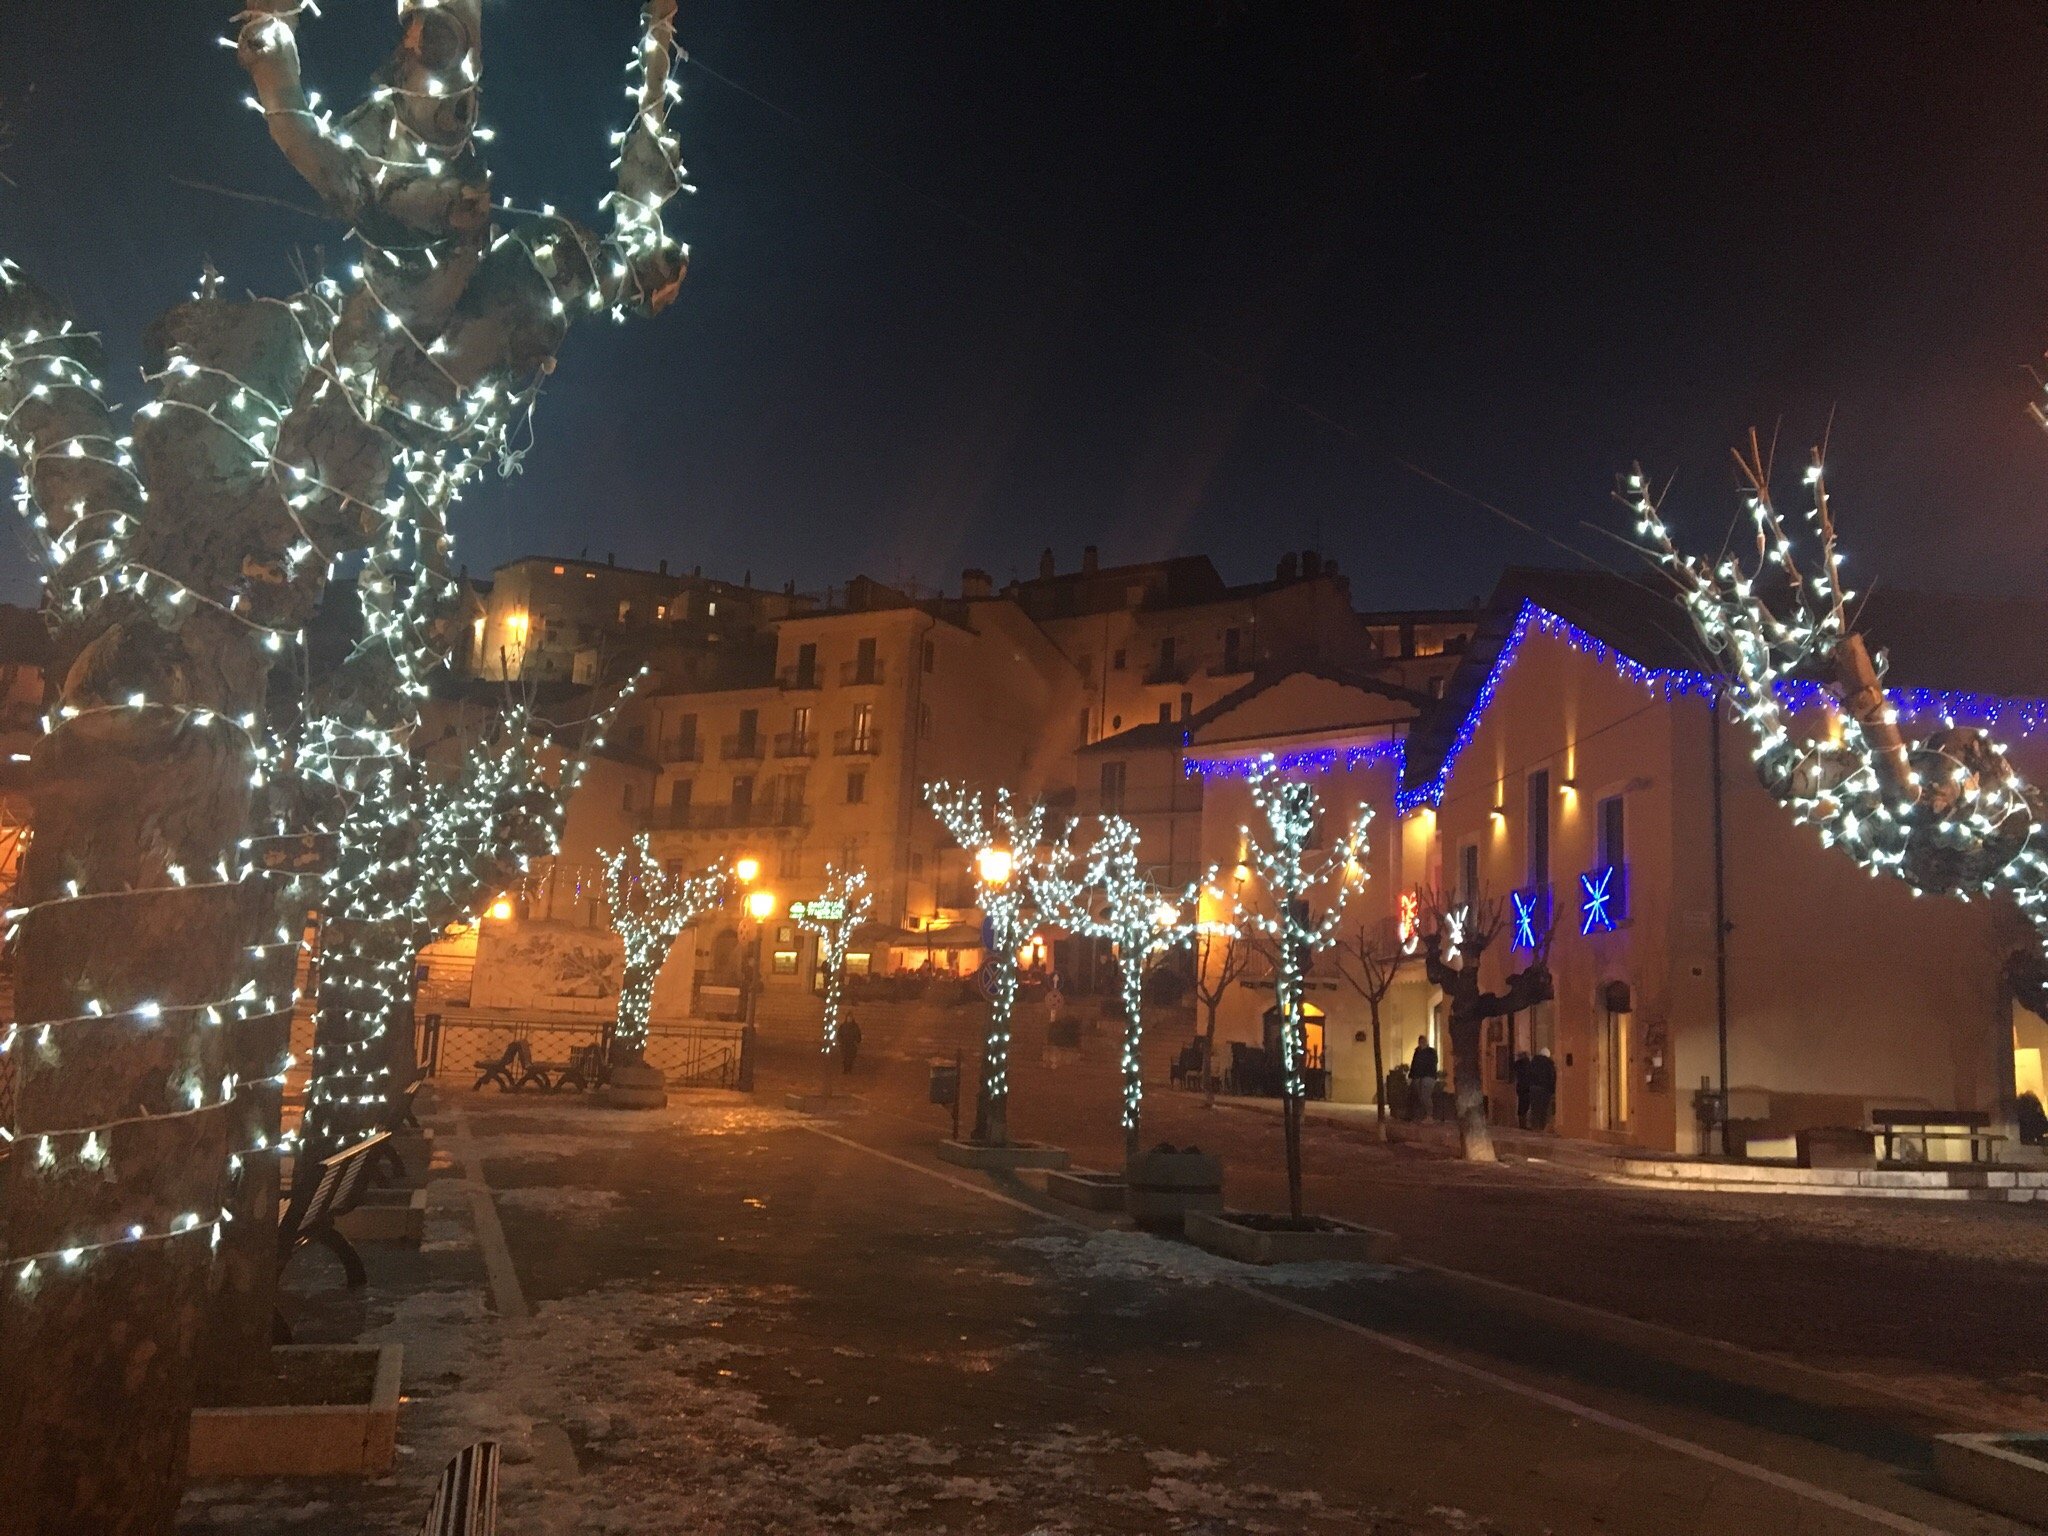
[
  {"left": 665, "top": 737, "right": 702, "bottom": 763},
  {"left": 772, "top": 731, "right": 816, "bottom": 758},
  {"left": 839, "top": 658, "right": 885, "bottom": 686},
  {"left": 777, "top": 666, "right": 822, "bottom": 691},
  {"left": 1143, "top": 656, "right": 1193, "bottom": 686},
  {"left": 833, "top": 729, "right": 879, "bottom": 756},
  {"left": 646, "top": 802, "right": 812, "bottom": 832},
  {"left": 720, "top": 732, "right": 765, "bottom": 761}
]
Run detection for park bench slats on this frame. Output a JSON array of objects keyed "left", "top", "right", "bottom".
[
  {"left": 1870, "top": 1107, "right": 2004, "bottom": 1163},
  {"left": 419, "top": 1441, "right": 499, "bottom": 1536}
]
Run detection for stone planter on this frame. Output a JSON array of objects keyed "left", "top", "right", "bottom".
[
  {"left": 602, "top": 1059, "right": 667, "bottom": 1110},
  {"left": 1124, "top": 1147, "right": 1223, "bottom": 1233},
  {"left": 335, "top": 1186, "right": 426, "bottom": 1246},
  {"left": 1184, "top": 1210, "right": 1398, "bottom": 1266},
  {"left": 1796, "top": 1126, "right": 1875, "bottom": 1170},
  {"left": 190, "top": 1344, "right": 402, "bottom": 1478},
  {"left": 1933, "top": 1433, "right": 2048, "bottom": 1524},
  {"left": 1046, "top": 1169, "right": 1126, "bottom": 1211},
  {"left": 784, "top": 1091, "right": 865, "bottom": 1116},
  {"left": 935, "top": 1139, "right": 1070, "bottom": 1172}
]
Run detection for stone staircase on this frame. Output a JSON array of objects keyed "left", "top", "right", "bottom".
[{"left": 1604, "top": 1157, "right": 2048, "bottom": 1202}]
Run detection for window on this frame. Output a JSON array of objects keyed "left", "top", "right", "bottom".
[
  {"left": 1525, "top": 770, "right": 1550, "bottom": 892},
  {"left": 782, "top": 771, "right": 807, "bottom": 814},
  {"left": 618, "top": 600, "right": 633, "bottom": 623},
  {"left": 737, "top": 708, "right": 759, "bottom": 751},
  {"left": 851, "top": 703, "right": 874, "bottom": 752},
  {"left": 552, "top": 564, "right": 565, "bottom": 575},
  {"left": 732, "top": 774, "right": 754, "bottom": 815},
  {"left": 671, "top": 778, "right": 692, "bottom": 812},
  {"left": 846, "top": 769, "right": 866, "bottom": 804},
  {"left": 1157, "top": 703, "right": 1172, "bottom": 724},
  {"left": 1076, "top": 708, "right": 1090, "bottom": 745},
  {"left": 791, "top": 705, "right": 812, "bottom": 747},
  {"left": 676, "top": 712, "right": 698, "bottom": 758},
  {"left": 707, "top": 600, "right": 718, "bottom": 617},
  {"left": 856, "top": 636, "right": 878, "bottom": 683},
  {"left": 656, "top": 604, "right": 667, "bottom": 620},
  {"left": 1112, "top": 648, "right": 1127, "bottom": 671},
  {"left": 1461, "top": 842, "right": 1480, "bottom": 907},
  {"left": 1597, "top": 793, "right": 1629, "bottom": 919},
  {"left": 1100, "top": 760, "right": 1127, "bottom": 814},
  {"left": 795, "top": 641, "right": 817, "bottom": 686},
  {"left": 1158, "top": 637, "right": 1176, "bottom": 671}
]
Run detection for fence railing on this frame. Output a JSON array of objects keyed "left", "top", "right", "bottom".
[{"left": 419, "top": 1013, "right": 749, "bottom": 1090}]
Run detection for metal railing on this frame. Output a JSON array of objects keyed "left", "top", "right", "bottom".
[
  {"left": 833, "top": 729, "right": 879, "bottom": 756},
  {"left": 419, "top": 1014, "right": 749, "bottom": 1091},
  {"left": 777, "top": 666, "right": 821, "bottom": 691},
  {"left": 838, "top": 659, "right": 885, "bottom": 686},
  {"left": 648, "top": 801, "right": 809, "bottom": 832},
  {"left": 720, "top": 732, "right": 765, "bottom": 760},
  {"left": 664, "top": 737, "right": 703, "bottom": 763},
  {"left": 772, "top": 731, "right": 816, "bottom": 758}
]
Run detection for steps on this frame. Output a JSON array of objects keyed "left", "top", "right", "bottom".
[{"left": 1605, "top": 1158, "right": 2048, "bottom": 1202}]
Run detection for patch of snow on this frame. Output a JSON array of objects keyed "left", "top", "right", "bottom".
[
  {"left": 1010, "top": 1229, "right": 1398, "bottom": 1289},
  {"left": 493, "top": 1186, "right": 624, "bottom": 1226}
]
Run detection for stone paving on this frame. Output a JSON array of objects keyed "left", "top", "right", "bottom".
[{"left": 176, "top": 1025, "right": 2048, "bottom": 1534}]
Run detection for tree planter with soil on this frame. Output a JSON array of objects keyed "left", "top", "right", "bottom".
[
  {"left": 190, "top": 1344, "right": 402, "bottom": 1479},
  {"left": 1124, "top": 1145, "right": 1223, "bottom": 1232},
  {"left": 1045, "top": 1169, "right": 1127, "bottom": 1211},
  {"left": 1933, "top": 1433, "right": 2048, "bottom": 1526},
  {"left": 936, "top": 1140, "right": 1070, "bottom": 1172},
  {"left": 1185, "top": 1210, "right": 1399, "bottom": 1266}
]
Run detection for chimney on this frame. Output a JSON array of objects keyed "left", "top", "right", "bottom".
[
  {"left": 1301, "top": 549, "right": 1322, "bottom": 578},
  {"left": 1276, "top": 552, "right": 1299, "bottom": 582},
  {"left": 1039, "top": 547, "right": 1056, "bottom": 580},
  {"left": 1082, "top": 545, "right": 1099, "bottom": 574},
  {"left": 658, "top": 558, "right": 669, "bottom": 575},
  {"left": 961, "top": 568, "right": 994, "bottom": 600},
  {"left": 606, "top": 551, "right": 616, "bottom": 567}
]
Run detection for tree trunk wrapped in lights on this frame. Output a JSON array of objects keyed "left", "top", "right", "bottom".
[
  {"left": 602, "top": 835, "right": 728, "bottom": 1066},
  {"left": 1038, "top": 816, "right": 1201, "bottom": 1161},
  {"left": 0, "top": 2, "right": 691, "bottom": 1526},
  {"left": 1621, "top": 442, "right": 2048, "bottom": 1026},
  {"left": 923, "top": 783, "right": 1049, "bottom": 1147},
  {"left": 791, "top": 863, "right": 874, "bottom": 1101},
  {"left": 1238, "top": 762, "right": 1370, "bottom": 1221},
  {"left": 1418, "top": 893, "right": 1552, "bottom": 1163}
]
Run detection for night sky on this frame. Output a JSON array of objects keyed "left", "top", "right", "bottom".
[{"left": 7, "top": 2, "right": 2048, "bottom": 612}]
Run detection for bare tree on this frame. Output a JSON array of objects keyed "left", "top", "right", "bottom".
[
  {"left": 1190, "top": 876, "right": 1261, "bottom": 1107},
  {"left": 0, "top": 5, "right": 689, "bottom": 1528},
  {"left": 1417, "top": 889, "right": 1552, "bottom": 1162},
  {"left": 1333, "top": 915, "right": 1409, "bottom": 1132}
]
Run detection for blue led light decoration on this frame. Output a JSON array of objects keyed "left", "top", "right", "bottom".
[
  {"left": 923, "top": 782, "right": 1049, "bottom": 1147},
  {"left": 1579, "top": 868, "right": 1620, "bottom": 935},
  {"left": 1037, "top": 817, "right": 1204, "bottom": 1158},
  {"left": 1510, "top": 888, "right": 1546, "bottom": 950}
]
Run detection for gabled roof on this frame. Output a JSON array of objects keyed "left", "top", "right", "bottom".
[{"left": 1077, "top": 664, "right": 1424, "bottom": 758}]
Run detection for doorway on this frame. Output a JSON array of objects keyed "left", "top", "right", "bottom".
[{"left": 1599, "top": 980, "right": 1632, "bottom": 1131}]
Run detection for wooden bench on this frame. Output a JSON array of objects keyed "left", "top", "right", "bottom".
[
  {"left": 1871, "top": 1107, "right": 2004, "bottom": 1163},
  {"left": 419, "top": 1441, "right": 500, "bottom": 1535},
  {"left": 275, "top": 1131, "right": 390, "bottom": 1339}
]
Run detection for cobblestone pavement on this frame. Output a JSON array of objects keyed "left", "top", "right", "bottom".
[{"left": 178, "top": 1018, "right": 2045, "bottom": 1534}]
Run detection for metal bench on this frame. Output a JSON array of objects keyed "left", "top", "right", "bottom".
[
  {"left": 1870, "top": 1107, "right": 2004, "bottom": 1163},
  {"left": 419, "top": 1441, "right": 500, "bottom": 1535},
  {"left": 538, "top": 1042, "right": 607, "bottom": 1094},
  {"left": 275, "top": 1130, "right": 390, "bottom": 1339},
  {"left": 473, "top": 1038, "right": 547, "bottom": 1092}
]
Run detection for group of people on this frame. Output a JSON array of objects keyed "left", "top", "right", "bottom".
[{"left": 1402, "top": 1034, "right": 1557, "bottom": 1130}]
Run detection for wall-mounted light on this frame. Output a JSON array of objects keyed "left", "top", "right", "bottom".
[{"left": 1559, "top": 777, "right": 1578, "bottom": 799}]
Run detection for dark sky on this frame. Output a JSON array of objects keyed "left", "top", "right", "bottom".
[{"left": 7, "top": 2, "right": 2048, "bottom": 611}]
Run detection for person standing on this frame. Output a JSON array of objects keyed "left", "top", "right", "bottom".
[
  {"left": 840, "top": 1015, "right": 863, "bottom": 1075},
  {"left": 1527, "top": 1046, "right": 1557, "bottom": 1131},
  {"left": 1408, "top": 1033, "right": 1439, "bottom": 1122},
  {"left": 1511, "top": 1051, "right": 1533, "bottom": 1129}
]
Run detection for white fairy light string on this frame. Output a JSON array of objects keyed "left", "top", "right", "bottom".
[
  {"left": 923, "top": 782, "right": 1048, "bottom": 1144},
  {"left": 791, "top": 863, "right": 874, "bottom": 1070},
  {"left": 1621, "top": 453, "right": 2048, "bottom": 1007},
  {"left": 1036, "top": 816, "right": 1203, "bottom": 1156},
  {"left": 601, "top": 837, "right": 729, "bottom": 1061}
]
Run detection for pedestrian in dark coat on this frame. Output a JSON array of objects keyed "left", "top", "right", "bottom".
[
  {"left": 840, "top": 1015, "right": 863, "bottom": 1074},
  {"left": 1511, "top": 1051, "right": 1533, "bottom": 1128},
  {"left": 1526, "top": 1046, "right": 1557, "bottom": 1131},
  {"left": 1408, "top": 1034, "right": 1439, "bottom": 1121}
]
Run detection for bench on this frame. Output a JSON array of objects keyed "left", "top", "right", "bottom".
[
  {"left": 419, "top": 1441, "right": 500, "bottom": 1535},
  {"left": 275, "top": 1131, "right": 390, "bottom": 1339},
  {"left": 538, "top": 1043, "right": 607, "bottom": 1094},
  {"left": 473, "top": 1039, "right": 547, "bottom": 1092},
  {"left": 1871, "top": 1107, "right": 2004, "bottom": 1163},
  {"left": 369, "top": 1074, "right": 429, "bottom": 1185}
]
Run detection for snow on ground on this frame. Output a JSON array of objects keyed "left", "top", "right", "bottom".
[
  {"left": 453, "top": 1096, "right": 808, "bottom": 1166},
  {"left": 1009, "top": 1229, "right": 1398, "bottom": 1290},
  {"left": 492, "top": 1185, "right": 625, "bottom": 1226}
]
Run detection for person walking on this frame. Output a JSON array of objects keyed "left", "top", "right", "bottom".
[
  {"left": 840, "top": 1015, "right": 863, "bottom": 1075},
  {"left": 1527, "top": 1046, "right": 1557, "bottom": 1131},
  {"left": 1511, "top": 1051, "right": 1533, "bottom": 1129},
  {"left": 1408, "top": 1033, "right": 1439, "bottom": 1122}
]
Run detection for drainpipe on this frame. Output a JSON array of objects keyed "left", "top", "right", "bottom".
[{"left": 1710, "top": 695, "right": 1732, "bottom": 1156}]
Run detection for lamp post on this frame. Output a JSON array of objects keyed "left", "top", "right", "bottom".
[{"left": 744, "top": 884, "right": 776, "bottom": 1029}]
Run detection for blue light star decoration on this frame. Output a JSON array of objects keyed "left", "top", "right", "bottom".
[{"left": 1579, "top": 868, "right": 1618, "bottom": 935}]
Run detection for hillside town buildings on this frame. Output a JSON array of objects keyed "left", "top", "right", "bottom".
[{"left": 427, "top": 546, "right": 2048, "bottom": 1158}]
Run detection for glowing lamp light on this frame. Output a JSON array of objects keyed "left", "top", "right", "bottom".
[
  {"left": 976, "top": 846, "right": 1014, "bottom": 887},
  {"left": 746, "top": 888, "right": 776, "bottom": 921},
  {"left": 734, "top": 855, "right": 762, "bottom": 885},
  {"left": 488, "top": 897, "right": 513, "bottom": 921},
  {"left": 1151, "top": 901, "right": 1180, "bottom": 929}
]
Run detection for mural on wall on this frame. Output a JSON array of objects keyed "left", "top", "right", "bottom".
[{"left": 474, "top": 921, "right": 626, "bottom": 1013}]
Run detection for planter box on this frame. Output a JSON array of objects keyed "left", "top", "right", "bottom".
[
  {"left": 1125, "top": 1147, "right": 1223, "bottom": 1233},
  {"left": 1184, "top": 1209, "right": 1398, "bottom": 1266},
  {"left": 1046, "top": 1169, "right": 1126, "bottom": 1211},
  {"left": 784, "top": 1091, "right": 865, "bottom": 1116},
  {"left": 935, "top": 1139, "right": 1070, "bottom": 1172},
  {"left": 190, "top": 1344, "right": 402, "bottom": 1478},
  {"left": 1934, "top": 1433, "right": 2048, "bottom": 1524},
  {"left": 335, "top": 1186, "right": 426, "bottom": 1246},
  {"left": 1797, "top": 1127, "right": 1875, "bottom": 1170}
]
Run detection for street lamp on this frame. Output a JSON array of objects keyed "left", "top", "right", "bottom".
[
  {"left": 976, "top": 845, "right": 1014, "bottom": 888},
  {"left": 735, "top": 855, "right": 762, "bottom": 887},
  {"left": 742, "top": 883, "right": 776, "bottom": 1028}
]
